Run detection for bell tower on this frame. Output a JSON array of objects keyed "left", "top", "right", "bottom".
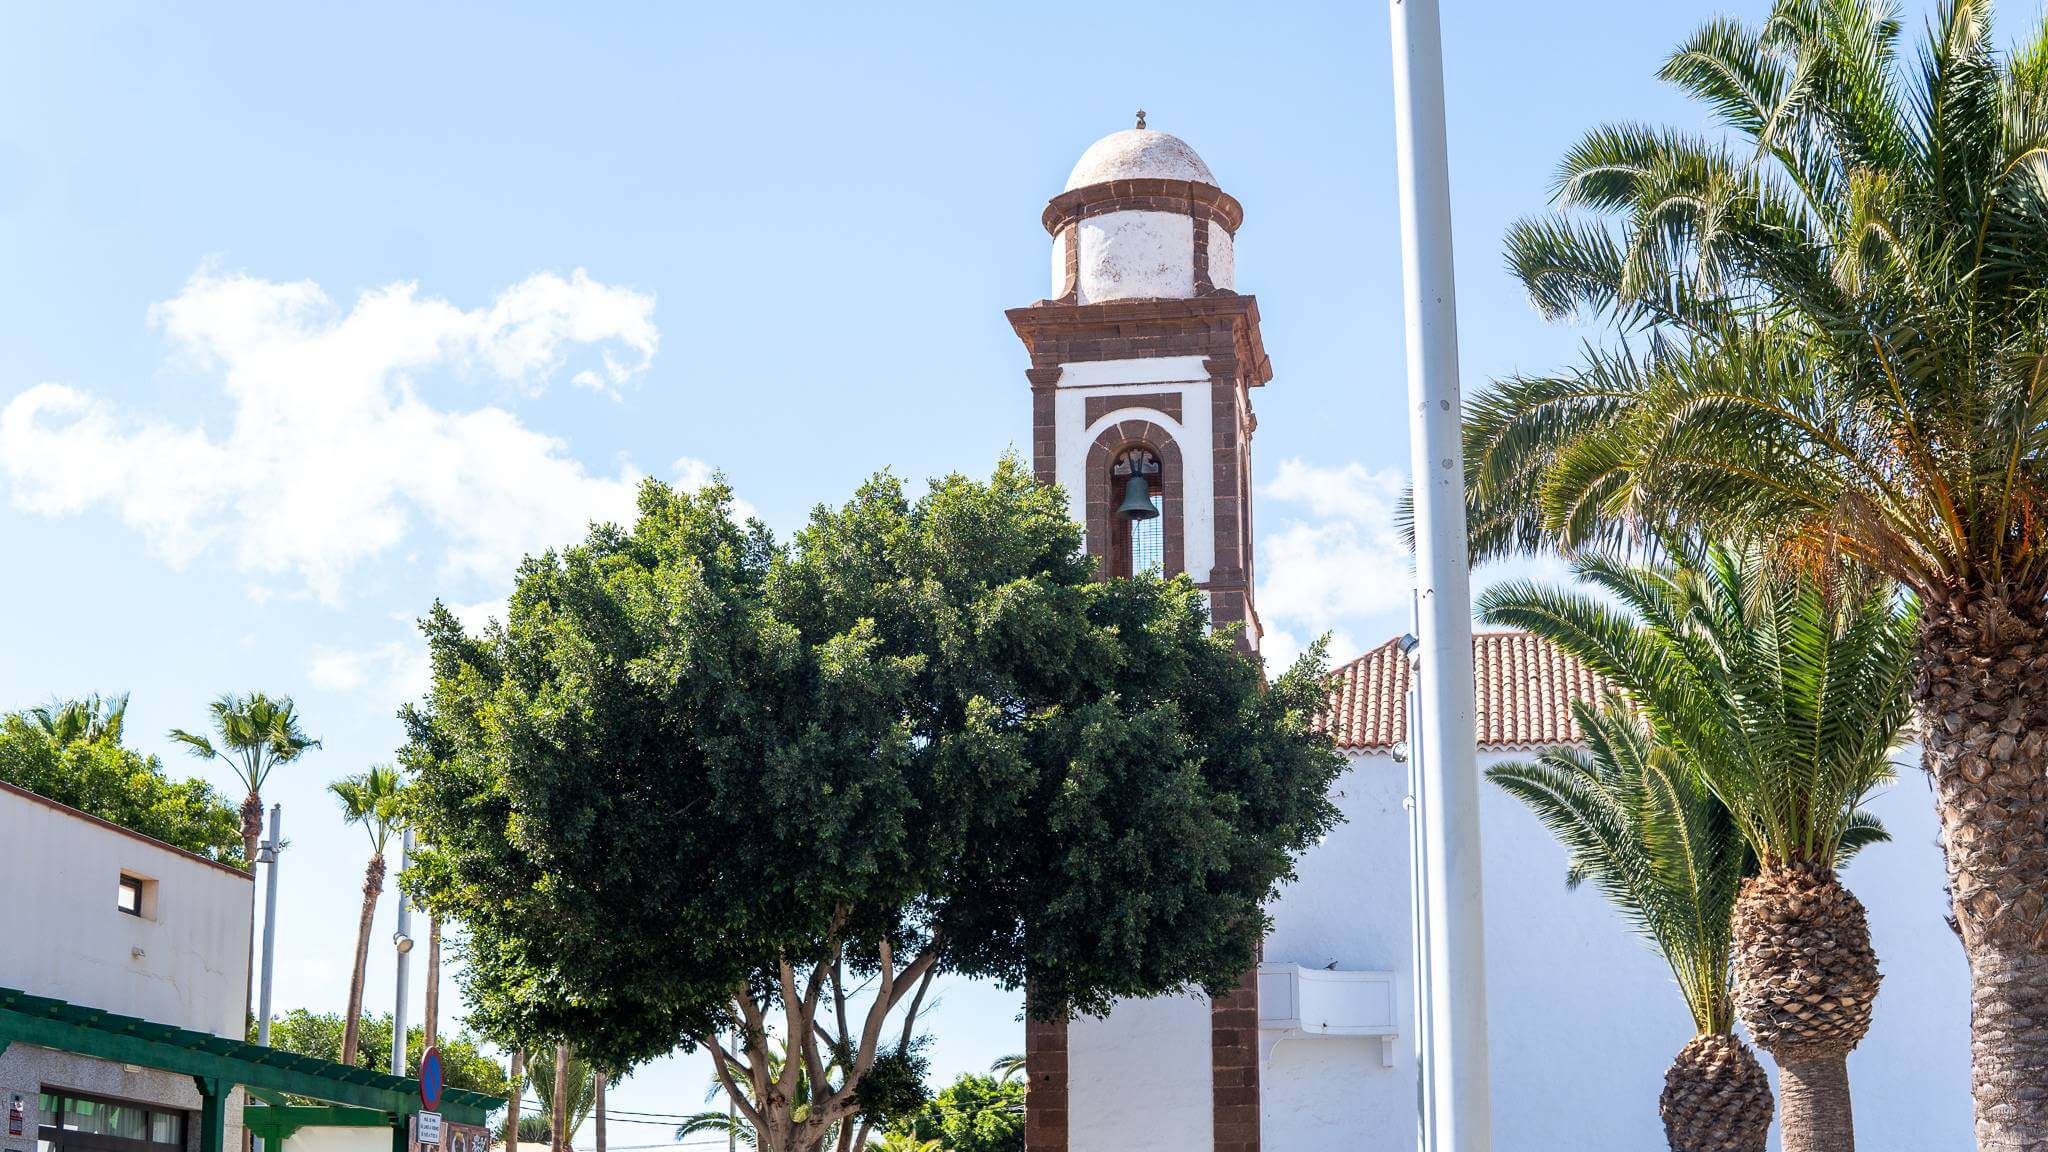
[
  {"left": 1006, "top": 115, "right": 1270, "bottom": 651},
  {"left": 1010, "top": 119, "right": 1269, "bottom": 1152}
]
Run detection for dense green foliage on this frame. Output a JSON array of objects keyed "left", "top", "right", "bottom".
[
  {"left": 254, "top": 1009, "right": 510, "bottom": 1097},
  {"left": 889, "top": 1073, "right": 1025, "bottom": 1152},
  {"left": 1490, "top": 702, "right": 1748, "bottom": 1034},
  {"left": 0, "top": 701, "right": 243, "bottom": 866},
  {"left": 400, "top": 460, "right": 1341, "bottom": 1151}
]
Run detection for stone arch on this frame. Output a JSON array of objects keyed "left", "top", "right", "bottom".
[{"left": 1086, "top": 417, "right": 1184, "bottom": 578}]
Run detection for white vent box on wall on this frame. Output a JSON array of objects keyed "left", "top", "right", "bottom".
[{"left": 1256, "top": 963, "right": 1400, "bottom": 1067}]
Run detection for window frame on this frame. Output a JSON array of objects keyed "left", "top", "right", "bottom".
[{"left": 115, "top": 876, "right": 144, "bottom": 918}]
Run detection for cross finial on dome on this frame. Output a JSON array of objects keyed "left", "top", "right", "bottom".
[{"left": 1135, "top": 108, "right": 1146, "bottom": 130}]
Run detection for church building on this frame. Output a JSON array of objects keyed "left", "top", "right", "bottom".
[{"left": 1008, "top": 123, "right": 1976, "bottom": 1152}]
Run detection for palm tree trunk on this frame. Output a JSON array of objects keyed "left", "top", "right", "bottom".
[
  {"left": 340, "top": 853, "right": 385, "bottom": 1065},
  {"left": 1777, "top": 1054, "right": 1855, "bottom": 1152},
  {"left": 1659, "top": 1033, "right": 1772, "bottom": 1152},
  {"left": 1916, "top": 601, "right": 2048, "bottom": 1150},
  {"left": 592, "top": 1073, "right": 605, "bottom": 1152},
  {"left": 504, "top": 1051, "right": 524, "bottom": 1152},
  {"left": 240, "top": 790, "right": 264, "bottom": 871},
  {"left": 424, "top": 918, "right": 441, "bottom": 1049},
  {"left": 552, "top": 1043, "right": 571, "bottom": 1152}
]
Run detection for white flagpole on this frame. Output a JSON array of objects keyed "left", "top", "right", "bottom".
[{"left": 1387, "top": 1, "right": 1491, "bottom": 1149}]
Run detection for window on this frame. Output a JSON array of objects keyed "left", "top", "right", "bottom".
[
  {"left": 1109, "top": 447, "right": 1164, "bottom": 578},
  {"left": 115, "top": 876, "right": 142, "bottom": 917},
  {"left": 39, "top": 1092, "right": 183, "bottom": 1152}
]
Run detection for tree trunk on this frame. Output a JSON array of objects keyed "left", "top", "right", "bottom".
[
  {"left": 424, "top": 918, "right": 442, "bottom": 1050},
  {"left": 1778, "top": 1053, "right": 1855, "bottom": 1152},
  {"left": 1729, "top": 864, "right": 1877, "bottom": 1152},
  {"left": 592, "top": 1073, "right": 605, "bottom": 1152},
  {"left": 504, "top": 1051, "right": 524, "bottom": 1152},
  {"left": 1915, "top": 598, "right": 2048, "bottom": 1149},
  {"left": 340, "top": 853, "right": 385, "bottom": 1066},
  {"left": 552, "top": 1043, "right": 571, "bottom": 1152},
  {"left": 240, "top": 791, "right": 265, "bottom": 873},
  {"left": 1659, "top": 1032, "right": 1772, "bottom": 1152}
]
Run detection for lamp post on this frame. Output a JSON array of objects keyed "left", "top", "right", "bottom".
[
  {"left": 1388, "top": 0, "right": 1491, "bottom": 1149},
  {"left": 392, "top": 827, "right": 416, "bottom": 1077}
]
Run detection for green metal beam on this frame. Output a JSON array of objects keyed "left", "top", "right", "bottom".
[
  {"left": 0, "top": 989, "right": 494, "bottom": 1125},
  {"left": 244, "top": 1104, "right": 394, "bottom": 1142}
]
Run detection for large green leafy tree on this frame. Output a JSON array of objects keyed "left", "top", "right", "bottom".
[
  {"left": 1461, "top": 1, "right": 2048, "bottom": 1142},
  {"left": 0, "top": 700, "right": 243, "bottom": 865},
  {"left": 1484, "top": 544, "right": 1912, "bottom": 1152},
  {"left": 1490, "top": 701, "right": 1770, "bottom": 1152},
  {"left": 400, "top": 462, "right": 1342, "bottom": 1152},
  {"left": 254, "top": 1009, "right": 509, "bottom": 1098},
  {"left": 888, "top": 1072, "right": 1024, "bottom": 1152}
]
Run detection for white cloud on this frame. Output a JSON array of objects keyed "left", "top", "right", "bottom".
[
  {"left": 0, "top": 267, "right": 661, "bottom": 602},
  {"left": 308, "top": 641, "right": 429, "bottom": 699},
  {"left": 1255, "top": 459, "right": 1413, "bottom": 671}
]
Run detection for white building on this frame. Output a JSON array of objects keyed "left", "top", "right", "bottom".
[
  {"left": 1014, "top": 125, "right": 1976, "bottom": 1152},
  {"left": 0, "top": 779, "right": 255, "bottom": 1152},
  {"left": 0, "top": 782, "right": 496, "bottom": 1152}
]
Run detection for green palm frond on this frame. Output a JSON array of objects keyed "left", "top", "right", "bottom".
[
  {"left": 1481, "top": 540, "right": 1913, "bottom": 869},
  {"left": 171, "top": 692, "right": 321, "bottom": 794},
  {"left": 1490, "top": 700, "right": 1746, "bottom": 1034},
  {"left": 330, "top": 765, "right": 405, "bottom": 856},
  {"left": 1468, "top": 0, "right": 2048, "bottom": 600}
]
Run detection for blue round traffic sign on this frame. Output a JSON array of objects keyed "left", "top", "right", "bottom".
[{"left": 419, "top": 1046, "right": 444, "bottom": 1110}]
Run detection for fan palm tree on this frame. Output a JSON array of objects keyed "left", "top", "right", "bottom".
[
  {"left": 28, "top": 693, "right": 128, "bottom": 747},
  {"left": 170, "top": 693, "right": 320, "bottom": 869},
  {"left": 1459, "top": 2, "right": 2048, "bottom": 1140},
  {"left": 1491, "top": 701, "right": 1770, "bottom": 1152},
  {"left": 866, "top": 1136, "right": 940, "bottom": 1152},
  {"left": 330, "top": 764, "right": 404, "bottom": 1065},
  {"left": 1482, "top": 543, "right": 1913, "bottom": 1152}
]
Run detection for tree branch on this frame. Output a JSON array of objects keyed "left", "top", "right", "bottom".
[{"left": 701, "top": 1033, "right": 768, "bottom": 1134}]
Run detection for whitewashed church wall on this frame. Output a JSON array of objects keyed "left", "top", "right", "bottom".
[
  {"left": 1075, "top": 211, "right": 1195, "bottom": 304},
  {"left": 1069, "top": 992, "right": 1215, "bottom": 1152},
  {"left": 1258, "top": 747, "right": 1973, "bottom": 1152}
]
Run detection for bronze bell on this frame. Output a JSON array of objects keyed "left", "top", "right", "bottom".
[{"left": 1117, "top": 472, "right": 1159, "bottom": 521}]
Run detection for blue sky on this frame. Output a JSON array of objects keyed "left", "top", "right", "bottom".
[{"left": 0, "top": 0, "right": 1871, "bottom": 1140}]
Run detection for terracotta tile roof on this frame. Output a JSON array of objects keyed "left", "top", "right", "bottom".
[{"left": 1318, "top": 631, "right": 1610, "bottom": 752}]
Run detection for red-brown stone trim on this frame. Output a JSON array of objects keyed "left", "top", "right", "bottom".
[
  {"left": 1055, "top": 225, "right": 1079, "bottom": 303},
  {"left": 1084, "top": 391, "right": 1183, "bottom": 427},
  {"left": 1042, "top": 178, "right": 1244, "bottom": 236},
  {"left": 1193, "top": 207, "right": 1216, "bottom": 296},
  {"left": 1210, "top": 967, "right": 1262, "bottom": 1152},
  {"left": 1006, "top": 296, "right": 1273, "bottom": 387},
  {"left": 1024, "top": 990, "right": 1068, "bottom": 1152},
  {"left": 1086, "top": 419, "right": 1184, "bottom": 579},
  {"left": 1026, "top": 368, "right": 1062, "bottom": 485}
]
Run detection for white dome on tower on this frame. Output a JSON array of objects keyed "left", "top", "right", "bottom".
[{"left": 1064, "top": 128, "right": 1216, "bottom": 191}]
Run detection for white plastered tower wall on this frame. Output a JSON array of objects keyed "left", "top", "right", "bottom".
[{"left": 1012, "top": 121, "right": 1271, "bottom": 1152}]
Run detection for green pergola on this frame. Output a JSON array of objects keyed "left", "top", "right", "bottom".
[{"left": 0, "top": 989, "right": 496, "bottom": 1152}]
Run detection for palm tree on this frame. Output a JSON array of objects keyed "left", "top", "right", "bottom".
[
  {"left": 530, "top": 1045, "right": 598, "bottom": 1152},
  {"left": 988, "top": 1054, "right": 1025, "bottom": 1087},
  {"left": 330, "top": 764, "right": 403, "bottom": 1065},
  {"left": 1491, "top": 700, "right": 1770, "bottom": 1152},
  {"left": 28, "top": 693, "right": 128, "bottom": 746},
  {"left": 170, "top": 693, "right": 320, "bottom": 869},
  {"left": 674, "top": 1111, "right": 754, "bottom": 1149},
  {"left": 1481, "top": 543, "right": 1912, "bottom": 1152},
  {"left": 1459, "top": 2, "right": 2048, "bottom": 1139}
]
